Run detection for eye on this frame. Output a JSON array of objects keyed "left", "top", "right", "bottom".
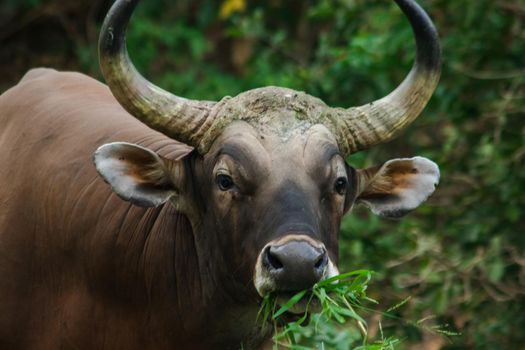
[
  {"left": 334, "top": 177, "right": 347, "bottom": 195},
  {"left": 216, "top": 174, "right": 234, "bottom": 191}
]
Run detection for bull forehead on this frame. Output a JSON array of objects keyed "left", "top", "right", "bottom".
[
  {"left": 209, "top": 86, "right": 332, "bottom": 138},
  {"left": 213, "top": 120, "right": 341, "bottom": 184}
]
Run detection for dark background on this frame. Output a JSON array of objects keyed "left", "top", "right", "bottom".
[{"left": 1, "top": 0, "right": 524, "bottom": 349}]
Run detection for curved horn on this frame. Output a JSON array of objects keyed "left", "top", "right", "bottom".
[
  {"left": 330, "top": 0, "right": 441, "bottom": 155},
  {"left": 99, "top": 0, "right": 216, "bottom": 151}
]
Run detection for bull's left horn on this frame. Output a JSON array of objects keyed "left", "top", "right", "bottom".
[
  {"left": 99, "top": 0, "right": 216, "bottom": 152},
  {"left": 328, "top": 0, "right": 441, "bottom": 155}
]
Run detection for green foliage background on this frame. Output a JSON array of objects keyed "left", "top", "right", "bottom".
[{"left": 1, "top": 0, "right": 524, "bottom": 348}]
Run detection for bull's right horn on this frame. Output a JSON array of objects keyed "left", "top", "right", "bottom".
[{"left": 99, "top": 0, "right": 216, "bottom": 153}]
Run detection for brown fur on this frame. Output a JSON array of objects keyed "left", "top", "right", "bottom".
[{"left": 0, "top": 69, "right": 259, "bottom": 349}]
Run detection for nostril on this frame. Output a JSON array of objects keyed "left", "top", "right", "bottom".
[
  {"left": 314, "top": 256, "right": 323, "bottom": 269},
  {"left": 314, "top": 251, "right": 328, "bottom": 270},
  {"left": 264, "top": 247, "right": 284, "bottom": 270},
  {"left": 267, "top": 251, "right": 284, "bottom": 270}
]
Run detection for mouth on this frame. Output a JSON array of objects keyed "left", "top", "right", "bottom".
[
  {"left": 259, "top": 290, "right": 321, "bottom": 325},
  {"left": 274, "top": 291, "right": 321, "bottom": 315}
]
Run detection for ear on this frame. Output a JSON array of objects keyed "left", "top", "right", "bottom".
[
  {"left": 93, "top": 142, "right": 182, "bottom": 207},
  {"left": 356, "top": 156, "right": 439, "bottom": 218}
]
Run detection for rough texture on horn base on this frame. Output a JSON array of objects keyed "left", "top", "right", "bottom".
[{"left": 199, "top": 87, "right": 329, "bottom": 151}]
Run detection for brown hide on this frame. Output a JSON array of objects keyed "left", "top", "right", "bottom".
[{"left": 0, "top": 69, "right": 257, "bottom": 349}]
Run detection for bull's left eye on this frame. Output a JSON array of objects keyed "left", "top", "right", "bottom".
[
  {"left": 334, "top": 177, "right": 347, "bottom": 195},
  {"left": 217, "top": 174, "right": 234, "bottom": 191}
]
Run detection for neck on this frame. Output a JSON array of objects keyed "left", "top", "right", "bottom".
[{"left": 87, "top": 198, "right": 266, "bottom": 347}]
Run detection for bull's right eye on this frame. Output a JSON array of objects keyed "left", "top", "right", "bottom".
[
  {"left": 217, "top": 174, "right": 234, "bottom": 191},
  {"left": 334, "top": 177, "right": 347, "bottom": 195}
]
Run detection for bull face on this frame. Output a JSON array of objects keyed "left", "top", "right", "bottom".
[
  {"left": 94, "top": 0, "right": 441, "bottom": 316},
  {"left": 198, "top": 121, "right": 348, "bottom": 299}
]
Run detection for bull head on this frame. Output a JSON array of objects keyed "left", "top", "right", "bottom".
[{"left": 94, "top": 0, "right": 440, "bottom": 323}]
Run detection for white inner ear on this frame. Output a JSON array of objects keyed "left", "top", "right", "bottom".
[
  {"left": 94, "top": 142, "right": 176, "bottom": 207},
  {"left": 360, "top": 156, "right": 440, "bottom": 218}
]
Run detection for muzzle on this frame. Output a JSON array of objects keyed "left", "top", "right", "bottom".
[{"left": 254, "top": 234, "right": 338, "bottom": 297}]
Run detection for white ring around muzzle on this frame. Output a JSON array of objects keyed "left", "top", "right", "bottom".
[{"left": 253, "top": 234, "right": 339, "bottom": 296}]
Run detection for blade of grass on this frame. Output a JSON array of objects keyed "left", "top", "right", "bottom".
[{"left": 272, "top": 290, "right": 307, "bottom": 319}]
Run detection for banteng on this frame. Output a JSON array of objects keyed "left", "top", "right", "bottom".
[{"left": 0, "top": 0, "right": 440, "bottom": 348}]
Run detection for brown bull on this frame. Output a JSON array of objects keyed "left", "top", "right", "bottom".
[{"left": 0, "top": 0, "right": 441, "bottom": 348}]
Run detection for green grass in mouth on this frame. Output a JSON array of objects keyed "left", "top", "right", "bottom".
[
  {"left": 256, "top": 269, "right": 459, "bottom": 349},
  {"left": 257, "top": 269, "right": 392, "bottom": 349}
]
